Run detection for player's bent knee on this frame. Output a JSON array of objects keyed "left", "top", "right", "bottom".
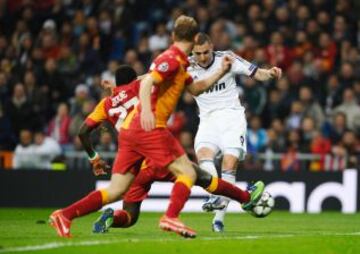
[{"left": 193, "top": 165, "right": 212, "bottom": 188}]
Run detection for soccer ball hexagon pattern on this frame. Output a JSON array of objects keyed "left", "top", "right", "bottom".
[{"left": 250, "top": 192, "right": 275, "bottom": 218}]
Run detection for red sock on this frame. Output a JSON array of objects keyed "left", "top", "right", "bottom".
[
  {"left": 62, "top": 190, "right": 104, "bottom": 220},
  {"left": 112, "top": 210, "right": 131, "bottom": 228},
  {"left": 166, "top": 181, "right": 191, "bottom": 218},
  {"left": 210, "top": 178, "right": 250, "bottom": 203}
]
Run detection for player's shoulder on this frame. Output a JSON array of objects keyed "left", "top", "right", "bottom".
[{"left": 151, "top": 51, "right": 180, "bottom": 73}]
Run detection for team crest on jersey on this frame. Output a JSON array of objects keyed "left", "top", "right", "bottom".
[{"left": 157, "top": 62, "right": 169, "bottom": 72}]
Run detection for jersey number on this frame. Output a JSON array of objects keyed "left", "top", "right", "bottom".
[{"left": 108, "top": 97, "right": 139, "bottom": 131}]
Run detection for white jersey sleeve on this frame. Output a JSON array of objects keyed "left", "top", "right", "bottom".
[{"left": 227, "top": 51, "right": 258, "bottom": 77}]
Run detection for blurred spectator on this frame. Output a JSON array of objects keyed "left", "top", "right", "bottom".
[
  {"left": 309, "top": 130, "right": 332, "bottom": 171},
  {"left": 0, "top": 71, "right": 9, "bottom": 107},
  {"left": 299, "top": 86, "right": 325, "bottom": 129},
  {"left": 95, "top": 131, "right": 116, "bottom": 152},
  {"left": 333, "top": 88, "right": 360, "bottom": 132},
  {"left": 69, "top": 100, "right": 95, "bottom": 138},
  {"left": 33, "top": 131, "right": 62, "bottom": 169},
  {"left": 276, "top": 77, "right": 296, "bottom": 119},
  {"left": 339, "top": 62, "right": 356, "bottom": 88},
  {"left": 5, "top": 83, "right": 35, "bottom": 136},
  {"left": 47, "top": 103, "right": 72, "bottom": 146},
  {"left": 293, "top": 30, "right": 313, "bottom": 60},
  {"left": 286, "top": 101, "right": 304, "bottom": 130},
  {"left": 281, "top": 130, "right": 301, "bottom": 172},
  {"left": 12, "top": 129, "right": 36, "bottom": 169},
  {"left": 70, "top": 84, "right": 91, "bottom": 116},
  {"left": 75, "top": 32, "right": 103, "bottom": 77},
  {"left": 262, "top": 89, "right": 282, "bottom": 127},
  {"left": 247, "top": 115, "right": 267, "bottom": 154},
  {"left": 41, "top": 58, "right": 67, "bottom": 108},
  {"left": 266, "top": 32, "right": 293, "bottom": 70},
  {"left": 242, "top": 77, "right": 266, "bottom": 116},
  {"left": 315, "top": 32, "right": 336, "bottom": 73},
  {"left": 149, "top": 23, "right": 169, "bottom": 52},
  {"left": 0, "top": 105, "right": 16, "bottom": 150},
  {"left": 339, "top": 131, "right": 360, "bottom": 168},
  {"left": 322, "top": 112, "right": 349, "bottom": 145},
  {"left": 260, "top": 128, "right": 283, "bottom": 171},
  {"left": 101, "top": 60, "right": 118, "bottom": 85},
  {"left": 270, "top": 118, "right": 287, "bottom": 149},
  {"left": 323, "top": 74, "right": 343, "bottom": 116},
  {"left": 300, "top": 117, "right": 317, "bottom": 152}
]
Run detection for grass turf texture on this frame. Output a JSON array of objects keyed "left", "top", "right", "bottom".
[{"left": 0, "top": 209, "right": 359, "bottom": 254}]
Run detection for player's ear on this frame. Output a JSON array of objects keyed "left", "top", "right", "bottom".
[{"left": 171, "top": 32, "right": 176, "bottom": 42}]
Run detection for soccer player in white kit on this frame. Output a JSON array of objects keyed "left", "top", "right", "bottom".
[{"left": 187, "top": 33, "right": 282, "bottom": 232}]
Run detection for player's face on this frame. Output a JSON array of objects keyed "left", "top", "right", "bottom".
[{"left": 193, "top": 42, "right": 213, "bottom": 67}]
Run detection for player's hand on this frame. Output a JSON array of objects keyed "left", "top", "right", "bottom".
[
  {"left": 221, "top": 55, "right": 233, "bottom": 73},
  {"left": 141, "top": 109, "right": 155, "bottom": 131},
  {"left": 269, "top": 67, "right": 282, "bottom": 79},
  {"left": 89, "top": 155, "right": 110, "bottom": 176}
]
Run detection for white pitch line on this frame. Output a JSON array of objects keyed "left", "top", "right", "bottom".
[{"left": 1, "top": 232, "right": 359, "bottom": 253}]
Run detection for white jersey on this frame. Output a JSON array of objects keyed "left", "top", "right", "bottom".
[{"left": 187, "top": 51, "right": 257, "bottom": 118}]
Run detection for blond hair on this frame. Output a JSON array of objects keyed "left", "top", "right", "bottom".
[{"left": 173, "top": 15, "right": 199, "bottom": 42}]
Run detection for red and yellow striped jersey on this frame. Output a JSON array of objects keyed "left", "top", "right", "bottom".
[
  {"left": 85, "top": 80, "right": 140, "bottom": 131},
  {"left": 123, "top": 45, "right": 193, "bottom": 129}
]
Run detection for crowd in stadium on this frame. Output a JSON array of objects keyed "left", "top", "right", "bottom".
[{"left": 0, "top": 0, "right": 359, "bottom": 171}]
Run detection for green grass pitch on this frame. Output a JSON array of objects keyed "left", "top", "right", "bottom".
[{"left": 0, "top": 208, "right": 359, "bottom": 254}]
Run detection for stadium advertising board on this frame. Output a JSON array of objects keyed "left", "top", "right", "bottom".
[{"left": 1, "top": 169, "right": 358, "bottom": 213}]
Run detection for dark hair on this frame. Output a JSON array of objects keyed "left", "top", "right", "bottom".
[
  {"left": 194, "top": 32, "right": 212, "bottom": 45},
  {"left": 173, "top": 15, "right": 199, "bottom": 42},
  {"left": 115, "top": 65, "right": 137, "bottom": 86}
]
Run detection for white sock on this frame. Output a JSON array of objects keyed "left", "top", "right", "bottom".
[
  {"left": 199, "top": 160, "right": 218, "bottom": 177},
  {"left": 200, "top": 160, "right": 218, "bottom": 203},
  {"left": 213, "top": 170, "right": 236, "bottom": 224}
]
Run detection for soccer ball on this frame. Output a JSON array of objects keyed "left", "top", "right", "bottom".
[{"left": 250, "top": 192, "right": 275, "bottom": 218}]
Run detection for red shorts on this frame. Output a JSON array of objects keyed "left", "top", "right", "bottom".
[
  {"left": 112, "top": 128, "right": 185, "bottom": 175},
  {"left": 123, "top": 165, "right": 175, "bottom": 203}
]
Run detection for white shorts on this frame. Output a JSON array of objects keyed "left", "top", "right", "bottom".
[{"left": 194, "top": 108, "right": 247, "bottom": 160}]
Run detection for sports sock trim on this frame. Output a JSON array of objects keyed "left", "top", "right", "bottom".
[{"left": 206, "top": 177, "right": 219, "bottom": 192}]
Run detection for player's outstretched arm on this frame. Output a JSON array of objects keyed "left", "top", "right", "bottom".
[
  {"left": 187, "top": 55, "right": 233, "bottom": 96},
  {"left": 78, "top": 122, "right": 110, "bottom": 176},
  {"left": 139, "top": 74, "right": 156, "bottom": 131},
  {"left": 253, "top": 67, "right": 282, "bottom": 81}
]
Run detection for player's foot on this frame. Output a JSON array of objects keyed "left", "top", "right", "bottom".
[
  {"left": 241, "top": 181, "right": 265, "bottom": 211},
  {"left": 202, "top": 196, "right": 226, "bottom": 212},
  {"left": 93, "top": 208, "right": 114, "bottom": 233},
  {"left": 49, "top": 210, "right": 72, "bottom": 238},
  {"left": 159, "top": 215, "right": 196, "bottom": 238},
  {"left": 212, "top": 220, "right": 224, "bottom": 233}
]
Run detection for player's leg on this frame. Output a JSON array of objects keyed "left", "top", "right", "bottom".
[
  {"left": 49, "top": 140, "right": 141, "bottom": 238},
  {"left": 93, "top": 202, "right": 142, "bottom": 233},
  {"left": 196, "top": 145, "right": 226, "bottom": 212},
  {"left": 103, "top": 165, "right": 155, "bottom": 230},
  {"left": 160, "top": 154, "right": 197, "bottom": 238},
  {"left": 135, "top": 128, "right": 197, "bottom": 238},
  {"left": 193, "top": 164, "right": 264, "bottom": 211},
  {"left": 49, "top": 172, "right": 135, "bottom": 237},
  {"left": 211, "top": 151, "right": 239, "bottom": 232}
]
